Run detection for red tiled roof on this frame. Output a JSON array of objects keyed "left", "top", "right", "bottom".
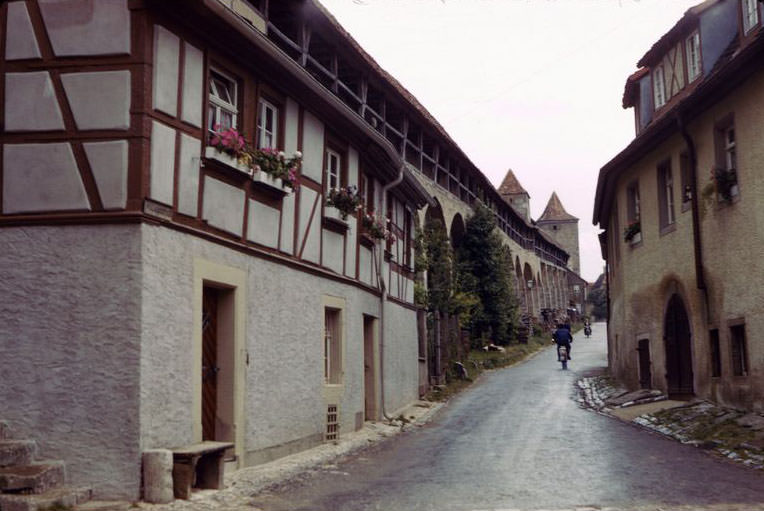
[
  {"left": 539, "top": 192, "right": 577, "bottom": 222},
  {"left": 497, "top": 169, "right": 528, "bottom": 196}
]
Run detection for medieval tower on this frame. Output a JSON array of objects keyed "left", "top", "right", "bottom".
[
  {"left": 537, "top": 192, "right": 580, "bottom": 275},
  {"left": 497, "top": 169, "right": 530, "bottom": 222}
]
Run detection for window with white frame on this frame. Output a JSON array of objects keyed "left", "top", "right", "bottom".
[
  {"left": 326, "top": 148, "right": 342, "bottom": 192},
  {"left": 324, "top": 308, "right": 342, "bottom": 384},
  {"left": 257, "top": 98, "right": 278, "bottom": 149},
  {"left": 686, "top": 31, "right": 701, "bottom": 82},
  {"left": 208, "top": 69, "right": 237, "bottom": 132},
  {"left": 657, "top": 160, "right": 675, "bottom": 229},
  {"left": 742, "top": 0, "right": 759, "bottom": 34},
  {"left": 653, "top": 65, "right": 667, "bottom": 109},
  {"left": 724, "top": 126, "right": 737, "bottom": 171}
]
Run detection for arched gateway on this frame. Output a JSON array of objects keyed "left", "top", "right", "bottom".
[{"left": 664, "top": 294, "right": 694, "bottom": 396}]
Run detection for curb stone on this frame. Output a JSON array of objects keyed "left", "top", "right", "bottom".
[{"left": 577, "top": 375, "right": 764, "bottom": 471}]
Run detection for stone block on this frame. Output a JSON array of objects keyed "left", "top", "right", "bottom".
[
  {"left": 142, "top": 449, "right": 174, "bottom": 504},
  {"left": 0, "top": 440, "right": 36, "bottom": 467}
]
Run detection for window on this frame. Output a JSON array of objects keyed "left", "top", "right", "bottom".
[
  {"left": 680, "top": 152, "right": 692, "bottom": 208},
  {"left": 730, "top": 323, "right": 747, "bottom": 376},
  {"left": 653, "top": 65, "right": 667, "bottom": 109},
  {"left": 626, "top": 182, "right": 640, "bottom": 224},
  {"left": 360, "top": 172, "right": 375, "bottom": 212},
  {"left": 325, "top": 148, "right": 342, "bottom": 193},
  {"left": 324, "top": 308, "right": 342, "bottom": 384},
  {"left": 657, "top": 160, "right": 675, "bottom": 229},
  {"left": 742, "top": 0, "right": 759, "bottom": 34},
  {"left": 208, "top": 69, "right": 237, "bottom": 132},
  {"left": 686, "top": 31, "right": 701, "bottom": 82},
  {"left": 257, "top": 98, "right": 279, "bottom": 149},
  {"left": 709, "top": 329, "right": 721, "bottom": 377},
  {"left": 714, "top": 117, "right": 739, "bottom": 200}
]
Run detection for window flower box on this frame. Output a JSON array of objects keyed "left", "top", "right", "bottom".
[
  {"left": 326, "top": 186, "right": 362, "bottom": 220},
  {"left": 623, "top": 221, "right": 641, "bottom": 244},
  {"left": 251, "top": 169, "right": 286, "bottom": 193},
  {"left": 324, "top": 205, "right": 349, "bottom": 223},
  {"left": 713, "top": 167, "right": 738, "bottom": 202},
  {"left": 204, "top": 146, "right": 252, "bottom": 176}
]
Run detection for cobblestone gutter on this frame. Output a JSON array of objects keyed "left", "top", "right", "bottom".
[{"left": 577, "top": 375, "right": 764, "bottom": 471}]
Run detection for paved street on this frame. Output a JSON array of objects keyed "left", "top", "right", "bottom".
[{"left": 249, "top": 323, "right": 764, "bottom": 511}]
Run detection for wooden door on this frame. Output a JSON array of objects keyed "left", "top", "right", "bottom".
[
  {"left": 363, "top": 316, "right": 376, "bottom": 421},
  {"left": 664, "top": 294, "right": 693, "bottom": 395},
  {"left": 637, "top": 339, "right": 651, "bottom": 389},
  {"left": 202, "top": 287, "right": 219, "bottom": 441}
]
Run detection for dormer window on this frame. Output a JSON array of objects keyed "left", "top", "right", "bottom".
[
  {"left": 742, "top": 0, "right": 759, "bottom": 34},
  {"left": 686, "top": 31, "right": 701, "bottom": 82},
  {"left": 653, "top": 65, "right": 666, "bottom": 109}
]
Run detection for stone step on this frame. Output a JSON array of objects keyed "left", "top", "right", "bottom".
[
  {"left": 0, "top": 486, "right": 91, "bottom": 511},
  {"left": 0, "top": 461, "right": 66, "bottom": 494},
  {"left": 0, "top": 440, "right": 36, "bottom": 468}
]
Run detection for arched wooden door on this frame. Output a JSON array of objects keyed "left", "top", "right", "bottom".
[{"left": 664, "top": 294, "right": 694, "bottom": 395}]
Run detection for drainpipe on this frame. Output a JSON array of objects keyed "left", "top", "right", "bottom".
[
  {"left": 677, "top": 113, "right": 710, "bottom": 322},
  {"left": 377, "top": 165, "right": 405, "bottom": 421}
]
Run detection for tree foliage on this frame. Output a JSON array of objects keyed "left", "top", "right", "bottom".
[
  {"left": 455, "top": 205, "right": 518, "bottom": 345},
  {"left": 586, "top": 273, "right": 608, "bottom": 320}
]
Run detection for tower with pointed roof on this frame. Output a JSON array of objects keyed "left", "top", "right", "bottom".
[
  {"left": 498, "top": 168, "right": 531, "bottom": 222},
  {"left": 537, "top": 192, "right": 580, "bottom": 274}
]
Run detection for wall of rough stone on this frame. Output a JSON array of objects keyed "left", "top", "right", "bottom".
[{"left": 0, "top": 225, "right": 143, "bottom": 499}]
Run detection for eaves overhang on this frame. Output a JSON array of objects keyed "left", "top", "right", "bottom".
[{"left": 153, "top": 0, "right": 433, "bottom": 209}]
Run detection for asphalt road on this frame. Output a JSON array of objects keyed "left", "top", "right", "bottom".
[{"left": 252, "top": 322, "right": 764, "bottom": 511}]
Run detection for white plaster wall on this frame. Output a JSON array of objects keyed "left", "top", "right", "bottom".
[
  {"left": 247, "top": 200, "right": 280, "bottom": 248},
  {"left": 149, "top": 121, "right": 176, "bottom": 206},
  {"left": 298, "top": 188, "right": 320, "bottom": 264},
  {"left": 322, "top": 229, "right": 344, "bottom": 274},
  {"left": 382, "top": 302, "right": 419, "bottom": 413},
  {"left": 83, "top": 140, "right": 128, "bottom": 209},
  {"left": 0, "top": 225, "right": 143, "bottom": 499},
  {"left": 61, "top": 71, "right": 131, "bottom": 130},
  {"left": 5, "top": 72, "right": 64, "bottom": 131},
  {"left": 181, "top": 43, "right": 203, "bottom": 128},
  {"left": 153, "top": 25, "right": 180, "bottom": 117},
  {"left": 359, "top": 245, "right": 373, "bottom": 286},
  {"left": 177, "top": 134, "right": 201, "bottom": 217},
  {"left": 39, "top": 0, "right": 130, "bottom": 57},
  {"left": 202, "top": 177, "right": 245, "bottom": 237},
  {"left": 280, "top": 192, "right": 296, "bottom": 254},
  {"left": 3, "top": 143, "right": 90, "bottom": 213},
  {"left": 344, "top": 222, "right": 357, "bottom": 279},
  {"left": 301, "top": 111, "right": 324, "bottom": 183},
  {"left": 137, "top": 225, "right": 418, "bottom": 465},
  {"left": 5, "top": 1, "right": 41, "bottom": 60}
]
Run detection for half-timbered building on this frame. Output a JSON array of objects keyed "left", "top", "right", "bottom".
[{"left": 1, "top": 0, "right": 580, "bottom": 501}]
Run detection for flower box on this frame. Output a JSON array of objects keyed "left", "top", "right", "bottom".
[
  {"left": 630, "top": 231, "right": 642, "bottom": 245},
  {"left": 251, "top": 170, "right": 286, "bottom": 193},
  {"left": 324, "top": 205, "right": 349, "bottom": 223},
  {"left": 204, "top": 147, "right": 252, "bottom": 176}
]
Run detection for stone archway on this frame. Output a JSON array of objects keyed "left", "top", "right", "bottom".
[
  {"left": 450, "top": 213, "right": 465, "bottom": 250},
  {"left": 664, "top": 293, "right": 694, "bottom": 396}
]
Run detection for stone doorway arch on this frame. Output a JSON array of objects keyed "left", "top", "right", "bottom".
[{"left": 664, "top": 293, "right": 694, "bottom": 396}]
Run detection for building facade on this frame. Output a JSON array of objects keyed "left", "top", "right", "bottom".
[
  {"left": 594, "top": 0, "right": 764, "bottom": 410},
  {"left": 0, "top": 0, "right": 583, "bottom": 501}
]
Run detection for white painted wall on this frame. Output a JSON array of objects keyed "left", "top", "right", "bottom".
[
  {"left": 181, "top": 42, "right": 204, "bottom": 128},
  {"left": 301, "top": 111, "right": 324, "bottom": 183},
  {"left": 153, "top": 25, "right": 180, "bottom": 117},
  {"left": 149, "top": 121, "right": 176, "bottom": 206},
  {"left": 298, "top": 188, "right": 321, "bottom": 264},
  {"left": 202, "top": 177, "right": 246, "bottom": 237},
  {"left": 5, "top": 72, "right": 64, "bottom": 131},
  {"left": 247, "top": 200, "right": 280, "bottom": 248},
  {"left": 5, "top": 2, "right": 41, "bottom": 60},
  {"left": 38, "top": 0, "right": 130, "bottom": 57},
  {"left": 61, "top": 71, "right": 131, "bottom": 130},
  {"left": 83, "top": 140, "right": 128, "bottom": 210},
  {"left": 0, "top": 225, "right": 143, "bottom": 499}
]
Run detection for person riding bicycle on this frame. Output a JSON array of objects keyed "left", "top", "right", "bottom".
[{"left": 553, "top": 323, "right": 573, "bottom": 361}]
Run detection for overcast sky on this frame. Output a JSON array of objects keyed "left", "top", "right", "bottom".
[{"left": 319, "top": 0, "right": 701, "bottom": 282}]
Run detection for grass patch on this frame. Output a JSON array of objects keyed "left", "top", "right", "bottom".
[{"left": 424, "top": 334, "right": 553, "bottom": 402}]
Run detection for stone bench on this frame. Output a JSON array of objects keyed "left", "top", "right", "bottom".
[{"left": 171, "top": 441, "right": 233, "bottom": 499}]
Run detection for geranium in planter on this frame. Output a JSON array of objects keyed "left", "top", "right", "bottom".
[
  {"left": 210, "top": 125, "right": 246, "bottom": 159},
  {"left": 361, "top": 212, "right": 395, "bottom": 243},
  {"left": 244, "top": 147, "right": 302, "bottom": 190},
  {"left": 623, "top": 221, "right": 641, "bottom": 243},
  {"left": 326, "top": 185, "right": 362, "bottom": 220},
  {"left": 711, "top": 166, "right": 738, "bottom": 202}
]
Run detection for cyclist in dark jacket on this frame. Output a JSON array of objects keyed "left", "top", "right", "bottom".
[{"left": 553, "top": 323, "right": 573, "bottom": 361}]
